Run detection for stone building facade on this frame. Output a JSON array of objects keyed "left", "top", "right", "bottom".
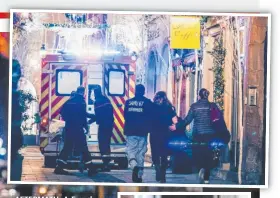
[
  {"left": 201, "top": 16, "right": 268, "bottom": 184},
  {"left": 241, "top": 16, "right": 268, "bottom": 184},
  {"left": 107, "top": 14, "right": 172, "bottom": 100}
]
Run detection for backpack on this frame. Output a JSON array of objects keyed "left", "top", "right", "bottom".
[{"left": 210, "top": 103, "right": 231, "bottom": 144}]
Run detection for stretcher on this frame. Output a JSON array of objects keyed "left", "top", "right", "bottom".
[{"left": 41, "top": 120, "right": 128, "bottom": 172}]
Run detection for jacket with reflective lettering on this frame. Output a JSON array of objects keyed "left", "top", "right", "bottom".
[{"left": 124, "top": 95, "right": 153, "bottom": 137}]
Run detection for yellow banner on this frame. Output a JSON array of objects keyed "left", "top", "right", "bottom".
[{"left": 170, "top": 16, "right": 201, "bottom": 49}]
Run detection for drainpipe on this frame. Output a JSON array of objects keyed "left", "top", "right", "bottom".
[
  {"left": 237, "top": 16, "right": 249, "bottom": 184},
  {"left": 235, "top": 16, "right": 243, "bottom": 185}
]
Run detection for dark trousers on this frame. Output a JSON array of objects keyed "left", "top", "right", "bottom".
[
  {"left": 150, "top": 133, "right": 169, "bottom": 166},
  {"left": 193, "top": 133, "right": 215, "bottom": 180},
  {"left": 58, "top": 129, "right": 91, "bottom": 166},
  {"left": 98, "top": 125, "right": 113, "bottom": 165}
]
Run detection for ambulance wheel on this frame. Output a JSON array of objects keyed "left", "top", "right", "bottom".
[{"left": 117, "top": 157, "right": 128, "bottom": 169}]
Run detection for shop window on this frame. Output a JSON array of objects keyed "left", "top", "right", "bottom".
[{"left": 108, "top": 69, "right": 125, "bottom": 96}]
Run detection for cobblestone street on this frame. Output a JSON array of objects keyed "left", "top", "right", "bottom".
[{"left": 20, "top": 146, "right": 237, "bottom": 185}]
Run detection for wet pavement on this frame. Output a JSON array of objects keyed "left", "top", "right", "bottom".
[{"left": 20, "top": 146, "right": 237, "bottom": 185}]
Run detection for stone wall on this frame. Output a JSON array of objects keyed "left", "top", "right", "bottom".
[
  {"left": 146, "top": 15, "right": 170, "bottom": 95},
  {"left": 242, "top": 16, "right": 268, "bottom": 184}
]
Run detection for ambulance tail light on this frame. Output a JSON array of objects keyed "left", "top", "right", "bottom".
[
  {"left": 40, "top": 117, "right": 48, "bottom": 130},
  {"left": 40, "top": 147, "right": 44, "bottom": 153}
]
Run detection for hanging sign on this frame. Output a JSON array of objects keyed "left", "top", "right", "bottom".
[{"left": 170, "top": 16, "right": 201, "bottom": 49}]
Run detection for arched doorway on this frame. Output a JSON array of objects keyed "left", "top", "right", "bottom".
[
  {"left": 146, "top": 51, "right": 157, "bottom": 99},
  {"left": 157, "top": 44, "right": 169, "bottom": 92}
]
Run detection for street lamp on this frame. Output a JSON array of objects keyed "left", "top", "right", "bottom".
[
  {"left": 131, "top": 51, "right": 138, "bottom": 61},
  {"left": 40, "top": 44, "right": 47, "bottom": 58}
]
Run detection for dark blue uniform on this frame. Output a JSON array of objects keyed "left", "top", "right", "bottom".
[
  {"left": 150, "top": 104, "right": 177, "bottom": 165},
  {"left": 124, "top": 96, "right": 153, "bottom": 137},
  {"left": 94, "top": 95, "right": 114, "bottom": 165},
  {"left": 58, "top": 94, "right": 91, "bottom": 165},
  {"left": 124, "top": 95, "right": 153, "bottom": 182}
]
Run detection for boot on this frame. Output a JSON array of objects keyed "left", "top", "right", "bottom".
[
  {"left": 101, "top": 164, "right": 111, "bottom": 172},
  {"left": 160, "top": 165, "right": 166, "bottom": 183},
  {"left": 78, "top": 162, "right": 85, "bottom": 173},
  {"left": 85, "top": 161, "right": 97, "bottom": 177},
  {"left": 138, "top": 167, "right": 144, "bottom": 183},
  {"left": 101, "top": 160, "right": 111, "bottom": 172},
  {"left": 198, "top": 168, "right": 205, "bottom": 184},
  {"left": 155, "top": 164, "right": 161, "bottom": 182},
  {"left": 54, "top": 159, "right": 69, "bottom": 175},
  {"left": 54, "top": 166, "right": 69, "bottom": 175},
  {"left": 132, "top": 166, "right": 142, "bottom": 183}
]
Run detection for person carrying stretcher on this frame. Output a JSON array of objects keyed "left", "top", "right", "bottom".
[{"left": 54, "top": 86, "right": 96, "bottom": 176}]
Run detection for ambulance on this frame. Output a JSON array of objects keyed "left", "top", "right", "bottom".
[{"left": 39, "top": 50, "right": 137, "bottom": 169}]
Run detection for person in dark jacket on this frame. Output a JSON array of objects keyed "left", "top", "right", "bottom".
[
  {"left": 0, "top": 55, "right": 9, "bottom": 158},
  {"left": 124, "top": 84, "right": 153, "bottom": 183},
  {"left": 170, "top": 88, "right": 219, "bottom": 184},
  {"left": 1, "top": 58, "right": 24, "bottom": 181},
  {"left": 150, "top": 91, "right": 177, "bottom": 183},
  {"left": 55, "top": 86, "right": 96, "bottom": 175},
  {"left": 93, "top": 85, "right": 114, "bottom": 172},
  {"left": 10, "top": 59, "right": 24, "bottom": 181}
]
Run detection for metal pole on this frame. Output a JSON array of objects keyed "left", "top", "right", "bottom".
[
  {"left": 48, "top": 64, "right": 52, "bottom": 122},
  {"left": 194, "top": 50, "right": 199, "bottom": 102}
]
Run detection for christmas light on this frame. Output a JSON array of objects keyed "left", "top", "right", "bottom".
[
  {"left": 9, "top": 189, "right": 17, "bottom": 197},
  {"left": 0, "top": 148, "right": 6, "bottom": 156},
  {"left": 39, "top": 186, "right": 48, "bottom": 195}
]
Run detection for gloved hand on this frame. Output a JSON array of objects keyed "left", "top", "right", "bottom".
[
  {"left": 84, "top": 126, "right": 89, "bottom": 134},
  {"left": 87, "top": 113, "right": 96, "bottom": 125}
]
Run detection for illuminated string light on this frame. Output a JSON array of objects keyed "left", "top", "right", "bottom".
[
  {"left": 9, "top": 189, "right": 17, "bottom": 197},
  {"left": 1, "top": 169, "right": 7, "bottom": 178},
  {"left": 0, "top": 148, "right": 6, "bottom": 156},
  {"left": 0, "top": 189, "right": 9, "bottom": 197},
  {"left": 39, "top": 186, "right": 48, "bottom": 195}
]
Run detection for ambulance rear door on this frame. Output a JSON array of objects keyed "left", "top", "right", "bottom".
[
  {"left": 104, "top": 63, "right": 130, "bottom": 146},
  {"left": 86, "top": 64, "right": 104, "bottom": 142}
]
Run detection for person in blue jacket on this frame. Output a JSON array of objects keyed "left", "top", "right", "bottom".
[
  {"left": 93, "top": 85, "right": 114, "bottom": 172},
  {"left": 150, "top": 91, "right": 178, "bottom": 183},
  {"left": 124, "top": 84, "right": 154, "bottom": 183},
  {"left": 55, "top": 86, "right": 96, "bottom": 175},
  {"left": 170, "top": 88, "right": 220, "bottom": 184}
]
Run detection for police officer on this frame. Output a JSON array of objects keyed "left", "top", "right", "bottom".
[
  {"left": 93, "top": 85, "right": 114, "bottom": 172},
  {"left": 54, "top": 86, "right": 96, "bottom": 175},
  {"left": 124, "top": 84, "right": 153, "bottom": 183}
]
